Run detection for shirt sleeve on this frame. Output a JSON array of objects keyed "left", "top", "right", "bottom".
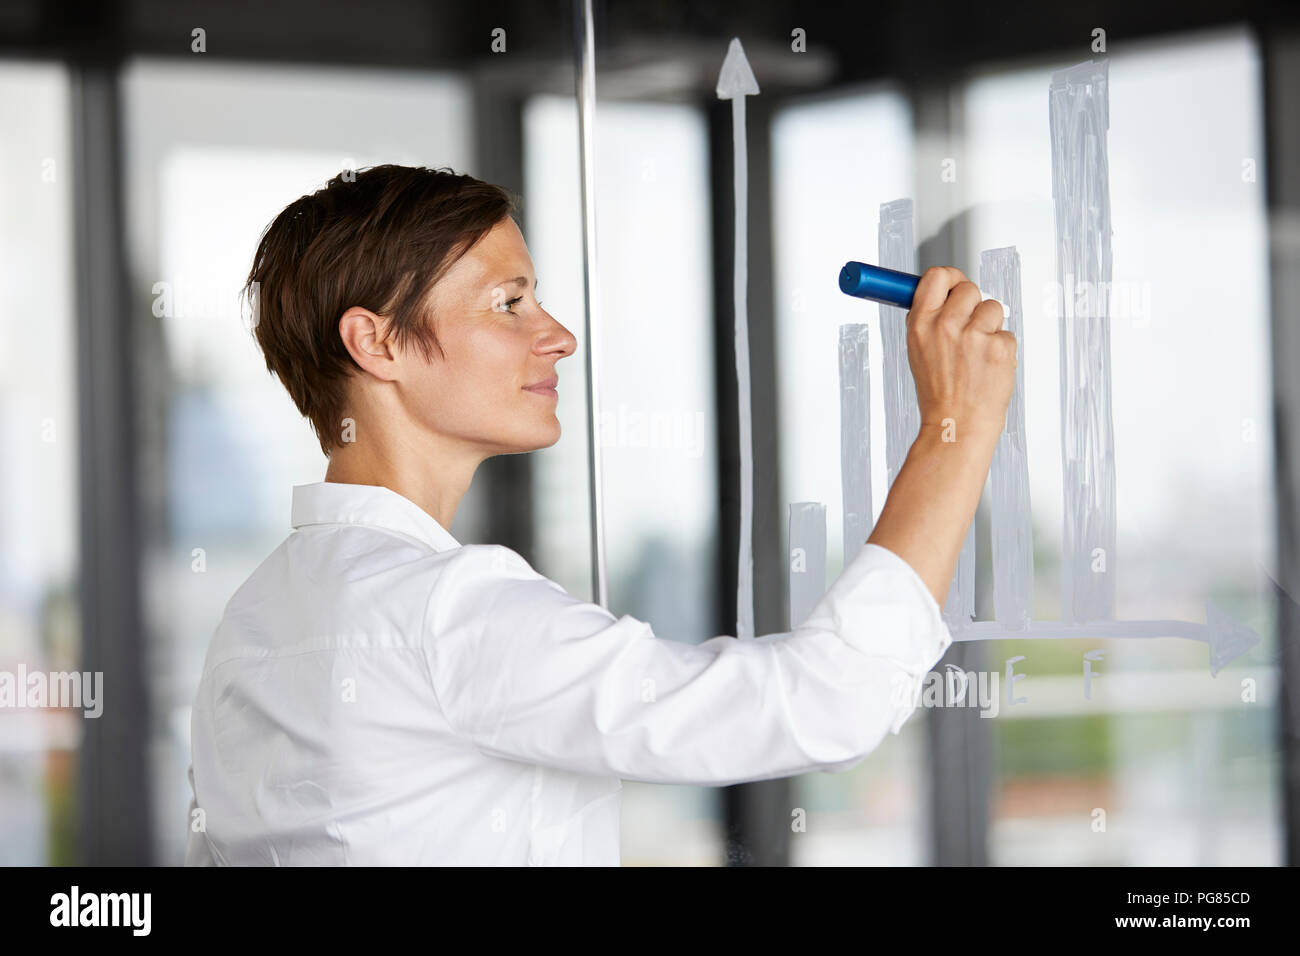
[{"left": 424, "top": 541, "right": 952, "bottom": 786}]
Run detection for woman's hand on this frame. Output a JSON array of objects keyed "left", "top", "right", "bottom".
[
  {"left": 866, "top": 266, "right": 1018, "bottom": 608},
  {"left": 906, "top": 265, "right": 1017, "bottom": 446}
]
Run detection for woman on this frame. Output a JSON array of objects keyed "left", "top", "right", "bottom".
[{"left": 184, "top": 164, "right": 1015, "bottom": 865}]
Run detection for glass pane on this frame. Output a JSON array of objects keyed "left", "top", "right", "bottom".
[
  {"left": 771, "top": 86, "right": 925, "bottom": 864},
  {"left": 961, "top": 26, "right": 1277, "bottom": 864},
  {"left": 0, "top": 61, "right": 79, "bottom": 865},
  {"left": 524, "top": 94, "right": 724, "bottom": 864}
]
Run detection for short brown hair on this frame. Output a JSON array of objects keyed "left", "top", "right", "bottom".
[{"left": 244, "top": 164, "right": 518, "bottom": 456}]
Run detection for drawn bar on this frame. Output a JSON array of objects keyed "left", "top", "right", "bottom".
[
  {"left": 944, "top": 520, "right": 976, "bottom": 632},
  {"left": 1049, "top": 59, "right": 1117, "bottom": 623},
  {"left": 788, "top": 502, "right": 827, "bottom": 629},
  {"left": 878, "top": 198, "right": 920, "bottom": 490},
  {"left": 839, "top": 324, "right": 872, "bottom": 567},
  {"left": 981, "top": 246, "right": 1033, "bottom": 630}
]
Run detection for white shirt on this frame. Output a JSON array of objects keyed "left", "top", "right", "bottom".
[{"left": 185, "top": 480, "right": 951, "bottom": 866}]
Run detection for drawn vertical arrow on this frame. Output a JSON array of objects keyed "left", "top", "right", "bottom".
[{"left": 717, "top": 37, "right": 760, "bottom": 640}]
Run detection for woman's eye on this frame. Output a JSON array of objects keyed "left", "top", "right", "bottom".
[{"left": 499, "top": 295, "right": 542, "bottom": 314}]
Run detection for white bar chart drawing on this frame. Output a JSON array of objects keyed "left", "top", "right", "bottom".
[{"left": 786, "top": 58, "right": 1260, "bottom": 675}]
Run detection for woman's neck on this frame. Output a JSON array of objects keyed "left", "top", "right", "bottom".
[{"left": 323, "top": 430, "right": 483, "bottom": 532}]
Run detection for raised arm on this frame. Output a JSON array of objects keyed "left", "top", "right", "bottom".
[{"left": 424, "top": 540, "right": 951, "bottom": 787}]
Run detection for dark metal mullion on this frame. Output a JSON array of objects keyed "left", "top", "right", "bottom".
[
  {"left": 1261, "top": 23, "right": 1300, "bottom": 867},
  {"left": 909, "top": 79, "right": 992, "bottom": 867},
  {"left": 70, "top": 56, "right": 152, "bottom": 866},
  {"left": 710, "top": 93, "right": 790, "bottom": 867}
]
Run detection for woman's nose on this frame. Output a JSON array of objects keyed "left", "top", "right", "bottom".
[{"left": 537, "top": 312, "right": 578, "bottom": 358}]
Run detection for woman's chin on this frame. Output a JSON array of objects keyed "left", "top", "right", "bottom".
[
  {"left": 531, "top": 420, "right": 562, "bottom": 450},
  {"left": 503, "top": 420, "right": 561, "bottom": 453}
]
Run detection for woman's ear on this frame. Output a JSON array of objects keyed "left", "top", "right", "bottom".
[{"left": 338, "top": 307, "right": 400, "bottom": 382}]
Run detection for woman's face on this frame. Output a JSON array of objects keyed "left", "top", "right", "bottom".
[{"left": 402, "top": 216, "right": 577, "bottom": 456}]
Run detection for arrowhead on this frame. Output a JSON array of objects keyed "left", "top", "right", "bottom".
[
  {"left": 716, "top": 37, "right": 760, "bottom": 99},
  {"left": 1205, "top": 600, "right": 1262, "bottom": 676}
]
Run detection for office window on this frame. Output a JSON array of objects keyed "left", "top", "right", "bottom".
[
  {"left": 771, "top": 86, "right": 926, "bottom": 864},
  {"left": 0, "top": 61, "right": 79, "bottom": 865},
  {"left": 963, "top": 26, "right": 1277, "bottom": 864}
]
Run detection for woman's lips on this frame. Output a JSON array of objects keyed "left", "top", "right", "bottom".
[{"left": 523, "top": 375, "right": 558, "bottom": 398}]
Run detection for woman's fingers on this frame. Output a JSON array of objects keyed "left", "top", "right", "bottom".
[{"left": 967, "top": 296, "right": 1008, "bottom": 334}]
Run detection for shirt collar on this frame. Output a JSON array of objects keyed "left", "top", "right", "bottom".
[{"left": 290, "top": 481, "right": 462, "bottom": 553}]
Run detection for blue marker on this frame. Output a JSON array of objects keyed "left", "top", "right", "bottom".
[{"left": 838, "top": 261, "right": 921, "bottom": 308}]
